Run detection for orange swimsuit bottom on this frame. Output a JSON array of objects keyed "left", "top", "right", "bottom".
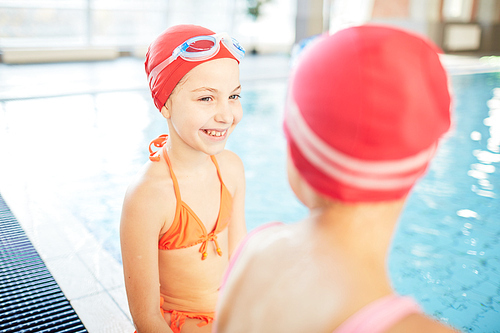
[{"left": 149, "top": 135, "right": 233, "bottom": 333}]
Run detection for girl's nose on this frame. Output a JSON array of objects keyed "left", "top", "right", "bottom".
[{"left": 214, "top": 102, "right": 234, "bottom": 123}]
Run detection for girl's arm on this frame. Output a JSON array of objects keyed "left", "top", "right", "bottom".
[
  {"left": 222, "top": 151, "right": 247, "bottom": 257},
  {"left": 120, "top": 181, "right": 173, "bottom": 333}
]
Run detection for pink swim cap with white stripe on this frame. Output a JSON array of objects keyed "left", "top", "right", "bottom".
[{"left": 284, "top": 25, "right": 452, "bottom": 203}]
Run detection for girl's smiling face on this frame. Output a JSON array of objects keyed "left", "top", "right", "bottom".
[{"left": 161, "top": 58, "right": 242, "bottom": 156}]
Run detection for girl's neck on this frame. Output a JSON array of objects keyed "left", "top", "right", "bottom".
[
  {"left": 310, "top": 199, "right": 406, "bottom": 272},
  {"left": 164, "top": 135, "right": 212, "bottom": 173}
]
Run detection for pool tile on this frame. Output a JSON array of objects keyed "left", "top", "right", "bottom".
[
  {"left": 108, "top": 285, "right": 133, "bottom": 322},
  {"left": 71, "top": 291, "right": 135, "bottom": 333},
  {"left": 78, "top": 244, "right": 125, "bottom": 290},
  {"left": 28, "top": 222, "right": 76, "bottom": 260},
  {"left": 45, "top": 254, "right": 104, "bottom": 300}
]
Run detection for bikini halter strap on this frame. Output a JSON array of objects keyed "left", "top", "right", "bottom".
[
  {"left": 149, "top": 134, "right": 225, "bottom": 189},
  {"left": 149, "top": 134, "right": 182, "bottom": 201},
  {"left": 148, "top": 134, "right": 224, "bottom": 260},
  {"left": 149, "top": 134, "right": 168, "bottom": 162}
]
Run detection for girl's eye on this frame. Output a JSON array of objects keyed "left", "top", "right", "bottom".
[
  {"left": 229, "top": 94, "right": 241, "bottom": 100},
  {"left": 199, "top": 96, "right": 212, "bottom": 102}
]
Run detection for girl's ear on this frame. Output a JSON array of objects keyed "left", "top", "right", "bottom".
[{"left": 160, "top": 103, "right": 171, "bottom": 119}]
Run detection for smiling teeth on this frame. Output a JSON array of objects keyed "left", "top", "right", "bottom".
[{"left": 205, "top": 130, "right": 226, "bottom": 137}]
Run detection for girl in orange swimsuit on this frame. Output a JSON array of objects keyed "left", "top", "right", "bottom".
[{"left": 120, "top": 25, "right": 246, "bottom": 333}]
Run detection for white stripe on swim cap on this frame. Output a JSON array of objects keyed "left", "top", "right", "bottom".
[{"left": 285, "top": 95, "right": 436, "bottom": 190}]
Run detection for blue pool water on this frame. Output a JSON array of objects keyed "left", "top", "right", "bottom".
[
  {"left": 388, "top": 73, "right": 500, "bottom": 332},
  {"left": 0, "top": 59, "right": 498, "bottom": 332}
]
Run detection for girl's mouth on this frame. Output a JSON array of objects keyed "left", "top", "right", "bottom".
[{"left": 202, "top": 129, "right": 228, "bottom": 138}]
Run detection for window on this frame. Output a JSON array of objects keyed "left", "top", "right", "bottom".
[
  {"left": 442, "top": 0, "right": 475, "bottom": 22},
  {"left": 0, "top": 0, "right": 167, "bottom": 49}
]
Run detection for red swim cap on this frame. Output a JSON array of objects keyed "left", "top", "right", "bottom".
[
  {"left": 284, "top": 25, "right": 452, "bottom": 203},
  {"left": 145, "top": 25, "right": 241, "bottom": 110}
]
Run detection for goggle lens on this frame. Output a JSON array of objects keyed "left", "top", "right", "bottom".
[{"left": 186, "top": 39, "right": 215, "bottom": 53}]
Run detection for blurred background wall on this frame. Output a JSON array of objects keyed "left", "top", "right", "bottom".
[{"left": 0, "top": 0, "right": 499, "bottom": 64}]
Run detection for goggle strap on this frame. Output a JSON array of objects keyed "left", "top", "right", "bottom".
[{"left": 148, "top": 55, "right": 175, "bottom": 87}]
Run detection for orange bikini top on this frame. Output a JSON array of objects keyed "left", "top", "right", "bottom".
[{"left": 149, "top": 135, "right": 233, "bottom": 260}]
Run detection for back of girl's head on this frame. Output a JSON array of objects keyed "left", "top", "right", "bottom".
[
  {"left": 284, "top": 25, "right": 451, "bottom": 203},
  {"left": 145, "top": 24, "right": 241, "bottom": 110}
]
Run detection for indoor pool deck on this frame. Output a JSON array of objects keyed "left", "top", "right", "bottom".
[{"left": 0, "top": 54, "right": 499, "bottom": 332}]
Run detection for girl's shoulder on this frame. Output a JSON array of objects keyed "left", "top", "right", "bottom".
[
  {"left": 214, "top": 149, "right": 243, "bottom": 166},
  {"left": 121, "top": 159, "right": 177, "bottom": 235},
  {"left": 123, "top": 160, "right": 175, "bottom": 212},
  {"left": 213, "top": 149, "right": 245, "bottom": 181}
]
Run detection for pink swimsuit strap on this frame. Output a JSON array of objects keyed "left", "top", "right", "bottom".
[{"left": 333, "top": 294, "right": 422, "bottom": 333}]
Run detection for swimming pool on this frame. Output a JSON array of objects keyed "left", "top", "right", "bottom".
[{"left": 0, "top": 58, "right": 498, "bottom": 332}]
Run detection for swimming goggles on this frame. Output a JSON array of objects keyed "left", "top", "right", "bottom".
[{"left": 148, "top": 33, "right": 245, "bottom": 86}]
